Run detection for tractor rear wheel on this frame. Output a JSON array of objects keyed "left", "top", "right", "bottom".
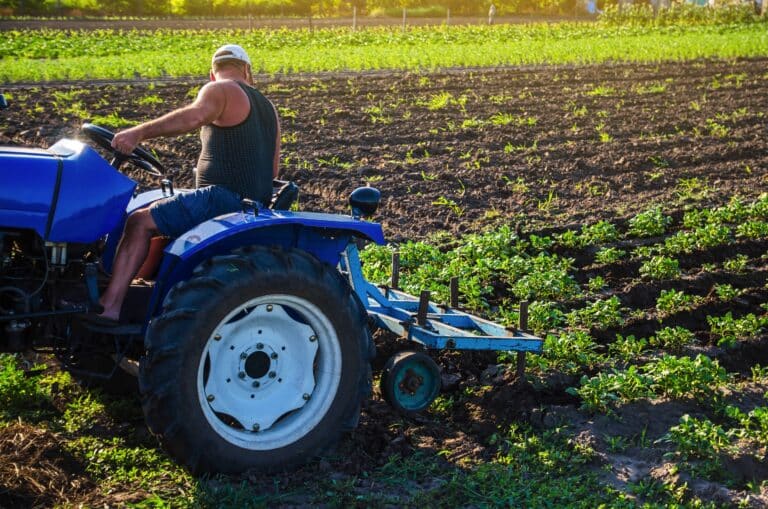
[{"left": 139, "top": 246, "right": 372, "bottom": 474}]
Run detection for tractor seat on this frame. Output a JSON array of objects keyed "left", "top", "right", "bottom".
[{"left": 270, "top": 179, "right": 300, "bottom": 210}]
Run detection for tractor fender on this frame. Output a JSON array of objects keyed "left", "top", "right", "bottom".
[{"left": 145, "top": 208, "right": 385, "bottom": 320}]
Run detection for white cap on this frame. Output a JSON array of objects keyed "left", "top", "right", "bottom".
[{"left": 211, "top": 44, "right": 251, "bottom": 66}]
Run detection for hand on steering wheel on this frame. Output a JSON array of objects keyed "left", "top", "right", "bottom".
[{"left": 81, "top": 123, "right": 165, "bottom": 177}]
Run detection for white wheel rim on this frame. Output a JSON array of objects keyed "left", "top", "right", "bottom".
[{"left": 196, "top": 295, "right": 342, "bottom": 450}]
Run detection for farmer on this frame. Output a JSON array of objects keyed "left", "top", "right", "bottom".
[{"left": 86, "top": 44, "right": 281, "bottom": 326}]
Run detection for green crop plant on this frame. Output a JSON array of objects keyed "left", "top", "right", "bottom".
[
  {"left": 736, "top": 220, "right": 768, "bottom": 240},
  {"left": 647, "top": 155, "right": 670, "bottom": 168},
  {"left": 137, "top": 94, "right": 163, "bottom": 106},
  {"left": 655, "top": 289, "right": 698, "bottom": 316},
  {"left": 566, "top": 296, "right": 623, "bottom": 330},
  {"left": 682, "top": 208, "right": 718, "bottom": 229},
  {"left": 607, "top": 334, "right": 648, "bottom": 363},
  {"left": 568, "top": 365, "right": 653, "bottom": 413},
  {"left": 724, "top": 405, "right": 768, "bottom": 442},
  {"left": 525, "top": 301, "right": 566, "bottom": 335},
  {"left": 706, "top": 118, "right": 730, "bottom": 137},
  {"left": 586, "top": 85, "right": 616, "bottom": 97},
  {"left": 723, "top": 254, "right": 749, "bottom": 273},
  {"left": 537, "top": 190, "right": 558, "bottom": 212},
  {"left": 3, "top": 23, "right": 767, "bottom": 82},
  {"left": 639, "top": 256, "right": 680, "bottom": 280},
  {"left": 89, "top": 112, "right": 139, "bottom": 129},
  {"left": 714, "top": 196, "right": 751, "bottom": 223},
  {"left": 661, "top": 231, "right": 696, "bottom": 255},
  {"left": 580, "top": 220, "right": 619, "bottom": 246},
  {"left": 587, "top": 276, "right": 606, "bottom": 293},
  {"left": 676, "top": 177, "right": 710, "bottom": 202},
  {"left": 363, "top": 103, "right": 392, "bottom": 124},
  {"left": 583, "top": 354, "right": 728, "bottom": 412},
  {"left": 595, "top": 247, "right": 626, "bottom": 264},
  {"left": 461, "top": 118, "right": 483, "bottom": 130},
  {"left": 690, "top": 223, "right": 732, "bottom": 250},
  {"left": 278, "top": 106, "right": 298, "bottom": 120},
  {"left": 425, "top": 91, "right": 454, "bottom": 111},
  {"left": 571, "top": 354, "right": 729, "bottom": 413},
  {"left": 554, "top": 229, "right": 580, "bottom": 249},
  {"left": 628, "top": 206, "right": 672, "bottom": 237},
  {"left": 650, "top": 326, "right": 696, "bottom": 352},
  {"left": 502, "top": 176, "right": 530, "bottom": 194},
  {"left": 713, "top": 283, "right": 741, "bottom": 301},
  {"left": 663, "top": 415, "right": 732, "bottom": 471},
  {"left": 539, "top": 331, "right": 603, "bottom": 374},
  {"left": 708, "top": 312, "right": 768, "bottom": 348},
  {"left": 512, "top": 265, "right": 581, "bottom": 302},
  {"left": 528, "top": 234, "right": 552, "bottom": 251},
  {"left": 748, "top": 194, "right": 768, "bottom": 220}
]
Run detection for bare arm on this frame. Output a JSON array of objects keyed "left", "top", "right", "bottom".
[
  {"left": 270, "top": 100, "right": 281, "bottom": 179},
  {"left": 111, "top": 83, "right": 226, "bottom": 154}
]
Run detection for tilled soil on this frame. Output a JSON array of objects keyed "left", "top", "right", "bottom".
[
  {"left": 1, "top": 58, "right": 768, "bottom": 506},
  {"left": 3, "top": 58, "right": 767, "bottom": 242}
]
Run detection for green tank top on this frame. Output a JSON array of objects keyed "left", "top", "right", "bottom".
[{"left": 196, "top": 82, "right": 277, "bottom": 204}]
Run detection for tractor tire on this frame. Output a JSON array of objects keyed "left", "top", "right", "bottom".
[{"left": 139, "top": 246, "right": 373, "bottom": 474}]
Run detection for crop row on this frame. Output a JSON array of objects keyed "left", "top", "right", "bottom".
[
  {"left": 1, "top": 22, "right": 767, "bottom": 82},
  {"left": 360, "top": 194, "right": 768, "bottom": 490}
]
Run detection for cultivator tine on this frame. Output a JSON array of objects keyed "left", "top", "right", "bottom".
[
  {"left": 516, "top": 301, "right": 529, "bottom": 382},
  {"left": 391, "top": 251, "right": 400, "bottom": 290},
  {"left": 450, "top": 277, "right": 459, "bottom": 309},
  {"left": 417, "top": 290, "right": 430, "bottom": 326}
]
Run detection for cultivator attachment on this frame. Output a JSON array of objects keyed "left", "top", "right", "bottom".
[{"left": 342, "top": 243, "right": 543, "bottom": 414}]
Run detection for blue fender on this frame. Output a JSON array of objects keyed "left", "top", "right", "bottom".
[{"left": 145, "top": 208, "right": 385, "bottom": 320}]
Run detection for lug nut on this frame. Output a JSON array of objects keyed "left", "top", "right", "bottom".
[
  {"left": 252, "top": 423, "right": 260, "bottom": 431},
  {"left": 266, "top": 305, "right": 273, "bottom": 312},
  {"left": 256, "top": 343, "right": 264, "bottom": 350},
  {"left": 238, "top": 371, "right": 246, "bottom": 379},
  {"left": 213, "top": 334, "right": 222, "bottom": 341},
  {"left": 268, "top": 371, "right": 277, "bottom": 378},
  {"left": 240, "top": 352, "right": 248, "bottom": 360},
  {"left": 302, "top": 393, "right": 311, "bottom": 401},
  {"left": 309, "top": 335, "right": 317, "bottom": 342},
  {"left": 270, "top": 352, "right": 278, "bottom": 359},
  {"left": 252, "top": 381, "right": 261, "bottom": 388},
  {"left": 207, "top": 394, "right": 215, "bottom": 402}
]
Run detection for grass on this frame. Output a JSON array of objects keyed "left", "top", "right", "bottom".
[{"left": 1, "top": 22, "right": 767, "bottom": 82}]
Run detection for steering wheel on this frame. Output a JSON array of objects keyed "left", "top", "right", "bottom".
[{"left": 81, "top": 123, "right": 165, "bottom": 177}]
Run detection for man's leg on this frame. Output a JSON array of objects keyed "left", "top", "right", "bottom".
[{"left": 99, "top": 208, "right": 158, "bottom": 320}]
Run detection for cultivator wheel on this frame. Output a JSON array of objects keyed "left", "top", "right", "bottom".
[
  {"left": 139, "top": 246, "right": 373, "bottom": 474},
  {"left": 380, "top": 351, "right": 441, "bottom": 416}
]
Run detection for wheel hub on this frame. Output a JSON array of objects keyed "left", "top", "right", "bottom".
[
  {"left": 200, "top": 302, "right": 319, "bottom": 434},
  {"left": 244, "top": 351, "right": 271, "bottom": 379}
]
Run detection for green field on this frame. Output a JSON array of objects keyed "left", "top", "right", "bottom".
[{"left": 1, "top": 22, "right": 767, "bottom": 82}]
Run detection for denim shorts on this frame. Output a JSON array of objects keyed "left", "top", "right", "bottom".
[{"left": 150, "top": 185, "right": 243, "bottom": 238}]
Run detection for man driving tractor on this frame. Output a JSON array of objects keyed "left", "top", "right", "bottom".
[{"left": 86, "top": 44, "right": 281, "bottom": 326}]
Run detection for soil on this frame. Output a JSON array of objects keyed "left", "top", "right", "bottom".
[{"left": 1, "top": 57, "right": 768, "bottom": 506}]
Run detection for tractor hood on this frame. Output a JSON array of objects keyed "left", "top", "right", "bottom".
[{"left": 0, "top": 138, "right": 136, "bottom": 243}]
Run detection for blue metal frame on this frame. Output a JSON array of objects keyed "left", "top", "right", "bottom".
[{"left": 342, "top": 244, "right": 543, "bottom": 353}]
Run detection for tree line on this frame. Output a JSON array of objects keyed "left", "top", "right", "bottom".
[{"left": 1, "top": 0, "right": 588, "bottom": 18}]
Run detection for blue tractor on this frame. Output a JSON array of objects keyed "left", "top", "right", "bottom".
[{"left": 0, "top": 94, "right": 542, "bottom": 474}]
